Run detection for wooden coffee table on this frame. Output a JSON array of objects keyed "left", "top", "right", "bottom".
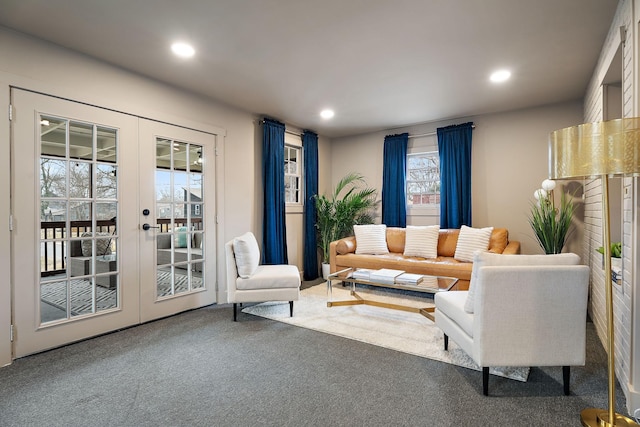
[{"left": 326, "top": 268, "right": 458, "bottom": 321}]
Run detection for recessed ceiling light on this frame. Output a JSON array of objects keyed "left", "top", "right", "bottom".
[
  {"left": 320, "top": 109, "right": 335, "bottom": 119},
  {"left": 171, "top": 42, "right": 195, "bottom": 58},
  {"left": 490, "top": 69, "right": 511, "bottom": 83}
]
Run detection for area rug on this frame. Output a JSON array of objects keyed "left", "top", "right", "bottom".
[
  {"left": 243, "top": 284, "right": 529, "bottom": 382},
  {"left": 41, "top": 271, "right": 191, "bottom": 315}
]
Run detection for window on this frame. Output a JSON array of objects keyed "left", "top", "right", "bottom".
[
  {"left": 284, "top": 131, "right": 303, "bottom": 211},
  {"left": 406, "top": 136, "right": 439, "bottom": 215},
  {"left": 407, "top": 152, "right": 440, "bottom": 205},
  {"left": 284, "top": 144, "right": 301, "bottom": 204}
]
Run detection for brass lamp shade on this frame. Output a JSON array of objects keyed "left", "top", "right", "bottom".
[
  {"left": 549, "top": 118, "right": 640, "bottom": 427},
  {"left": 550, "top": 118, "right": 640, "bottom": 179}
]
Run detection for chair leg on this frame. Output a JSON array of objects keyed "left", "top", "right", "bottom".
[
  {"left": 483, "top": 367, "right": 489, "bottom": 396},
  {"left": 233, "top": 303, "right": 237, "bottom": 322},
  {"left": 443, "top": 334, "right": 449, "bottom": 351},
  {"left": 289, "top": 301, "right": 294, "bottom": 317},
  {"left": 563, "top": 366, "right": 570, "bottom": 396}
]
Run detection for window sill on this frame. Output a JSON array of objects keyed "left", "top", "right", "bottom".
[
  {"left": 407, "top": 206, "right": 439, "bottom": 217},
  {"left": 286, "top": 205, "right": 304, "bottom": 214}
]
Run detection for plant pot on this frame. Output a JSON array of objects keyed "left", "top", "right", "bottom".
[{"left": 322, "top": 263, "right": 331, "bottom": 280}]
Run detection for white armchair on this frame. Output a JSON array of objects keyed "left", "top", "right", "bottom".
[
  {"left": 225, "top": 232, "right": 300, "bottom": 321},
  {"left": 434, "top": 252, "right": 589, "bottom": 396}
]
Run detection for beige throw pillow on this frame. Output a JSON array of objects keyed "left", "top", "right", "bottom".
[
  {"left": 403, "top": 225, "right": 439, "bottom": 258},
  {"left": 354, "top": 224, "right": 389, "bottom": 255},
  {"left": 454, "top": 225, "right": 493, "bottom": 262},
  {"left": 233, "top": 232, "right": 260, "bottom": 278}
]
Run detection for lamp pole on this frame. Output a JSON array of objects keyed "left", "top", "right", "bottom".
[{"left": 549, "top": 119, "right": 639, "bottom": 427}]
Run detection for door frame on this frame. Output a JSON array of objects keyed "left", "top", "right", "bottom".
[
  {"left": 0, "top": 82, "right": 11, "bottom": 367},
  {"left": 2, "top": 85, "right": 226, "bottom": 364}
]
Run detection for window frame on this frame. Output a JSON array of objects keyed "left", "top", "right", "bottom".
[
  {"left": 406, "top": 135, "right": 440, "bottom": 217},
  {"left": 284, "top": 133, "right": 303, "bottom": 214}
]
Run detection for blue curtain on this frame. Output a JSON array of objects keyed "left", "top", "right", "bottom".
[
  {"left": 302, "top": 130, "right": 319, "bottom": 280},
  {"left": 382, "top": 133, "right": 408, "bottom": 227},
  {"left": 437, "top": 122, "right": 473, "bottom": 228},
  {"left": 262, "top": 118, "right": 288, "bottom": 264}
]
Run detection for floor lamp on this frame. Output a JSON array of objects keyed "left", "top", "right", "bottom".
[{"left": 549, "top": 118, "right": 640, "bottom": 427}]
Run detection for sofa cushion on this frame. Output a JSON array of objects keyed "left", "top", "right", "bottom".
[
  {"left": 437, "top": 229, "right": 460, "bottom": 257},
  {"left": 454, "top": 225, "right": 493, "bottom": 262},
  {"left": 334, "top": 252, "right": 473, "bottom": 282},
  {"left": 233, "top": 232, "right": 260, "bottom": 278},
  {"left": 464, "top": 251, "right": 581, "bottom": 313},
  {"left": 386, "top": 227, "right": 406, "bottom": 253},
  {"left": 435, "top": 291, "right": 474, "bottom": 338},
  {"left": 236, "top": 264, "right": 300, "bottom": 290},
  {"left": 403, "top": 225, "right": 439, "bottom": 258},
  {"left": 354, "top": 224, "right": 389, "bottom": 255},
  {"left": 488, "top": 228, "right": 509, "bottom": 253}
]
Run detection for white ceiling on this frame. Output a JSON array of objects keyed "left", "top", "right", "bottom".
[{"left": 0, "top": 0, "right": 619, "bottom": 138}]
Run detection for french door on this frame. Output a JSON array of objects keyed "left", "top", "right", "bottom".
[{"left": 11, "top": 89, "right": 217, "bottom": 358}]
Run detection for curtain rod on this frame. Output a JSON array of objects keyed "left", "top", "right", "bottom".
[
  {"left": 408, "top": 124, "right": 476, "bottom": 139},
  {"left": 259, "top": 119, "right": 302, "bottom": 137}
]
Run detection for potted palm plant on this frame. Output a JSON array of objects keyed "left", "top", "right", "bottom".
[
  {"left": 528, "top": 179, "right": 575, "bottom": 254},
  {"left": 315, "top": 172, "right": 377, "bottom": 278}
]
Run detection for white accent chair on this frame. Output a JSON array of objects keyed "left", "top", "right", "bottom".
[
  {"left": 225, "top": 232, "right": 300, "bottom": 321},
  {"left": 434, "top": 252, "right": 589, "bottom": 396}
]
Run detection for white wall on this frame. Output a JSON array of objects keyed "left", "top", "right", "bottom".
[
  {"left": 583, "top": 0, "right": 639, "bottom": 413},
  {"left": 0, "top": 26, "right": 325, "bottom": 365},
  {"left": 330, "top": 101, "right": 583, "bottom": 255}
]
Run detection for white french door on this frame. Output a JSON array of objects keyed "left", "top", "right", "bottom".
[
  {"left": 11, "top": 89, "right": 217, "bottom": 358},
  {"left": 138, "top": 119, "right": 217, "bottom": 322}
]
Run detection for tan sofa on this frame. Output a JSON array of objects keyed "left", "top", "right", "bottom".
[{"left": 329, "top": 227, "right": 520, "bottom": 290}]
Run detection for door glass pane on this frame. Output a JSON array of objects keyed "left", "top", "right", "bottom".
[
  {"left": 40, "top": 117, "right": 67, "bottom": 158},
  {"left": 96, "top": 126, "right": 117, "bottom": 163},
  {"left": 174, "top": 172, "right": 188, "bottom": 202},
  {"left": 190, "top": 145, "right": 202, "bottom": 173},
  {"left": 154, "top": 138, "right": 205, "bottom": 298},
  {"left": 174, "top": 142, "right": 187, "bottom": 171},
  {"left": 96, "top": 164, "right": 117, "bottom": 199},
  {"left": 39, "top": 115, "right": 119, "bottom": 325},
  {"left": 69, "top": 121, "right": 93, "bottom": 160},
  {"left": 40, "top": 159, "right": 66, "bottom": 198},
  {"left": 69, "top": 161, "right": 91, "bottom": 198}
]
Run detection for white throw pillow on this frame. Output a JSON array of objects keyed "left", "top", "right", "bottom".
[
  {"left": 233, "top": 232, "right": 260, "bottom": 278},
  {"left": 454, "top": 225, "right": 493, "bottom": 262},
  {"left": 403, "top": 225, "right": 439, "bottom": 258},
  {"left": 354, "top": 224, "right": 389, "bottom": 255},
  {"left": 464, "top": 251, "right": 581, "bottom": 313}
]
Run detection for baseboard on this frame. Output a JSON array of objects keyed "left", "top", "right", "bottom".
[{"left": 627, "top": 382, "right": 640, "bottom": 417}]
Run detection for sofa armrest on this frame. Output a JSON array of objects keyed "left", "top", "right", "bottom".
[
  {"left": 330, "top": 236, "right": 356, "bottom": 273},
  {"left": 502, "top": 240, "right": 520, "bottom": 254}
]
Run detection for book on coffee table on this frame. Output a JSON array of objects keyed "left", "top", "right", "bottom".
[
  {"left": 395, "top": 273, "right": 424, "bottom": 285},
  {"left": 352, "top": 268, "right": 375, "bottom": 280},
  {"left": 370, "top": 268, "right": 405, "bottom": 284}
]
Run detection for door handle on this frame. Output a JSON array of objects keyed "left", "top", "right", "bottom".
[{"left": 142, "top": 223, "right": 160, "bottom": 230}]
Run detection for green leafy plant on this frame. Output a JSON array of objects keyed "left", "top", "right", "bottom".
[
  {"left": 596, "top": 242, "right": 622, "bottom": 258},
  {"left": 315, "top": 172, "right": 377, "bottom": 264},
  {"left": 528, "top": 187, "right": 575, "bottom": 254}
]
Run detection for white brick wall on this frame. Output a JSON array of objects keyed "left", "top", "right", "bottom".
[{"left": 582, "top": 0, "right": 638, "bottom": 412}]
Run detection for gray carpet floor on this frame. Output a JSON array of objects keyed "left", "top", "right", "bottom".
[{"left": 0, "top": 283, "right": 632, "bottom": 427}]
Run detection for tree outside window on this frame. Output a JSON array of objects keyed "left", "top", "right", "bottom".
[{"left": 406, "top": 151, "right": 440, "bottom": 206}]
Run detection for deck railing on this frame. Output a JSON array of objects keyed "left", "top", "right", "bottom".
[{"left": 40, "top": 218, "right": 202, "bottom": 276}]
